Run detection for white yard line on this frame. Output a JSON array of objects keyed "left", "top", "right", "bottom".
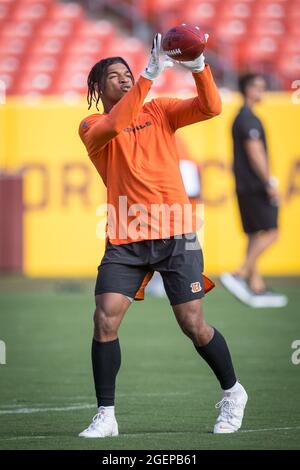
[
  {"left": 0, "top": 404, "right": 95, "bottom": 415},
  {"left": 1, "top": 436, "right": 51, "bottom": 441},
  {"left": 239, "top": 425, "right": 300, "bottom": 433},
  {"left": 0, "top": 392, "right": 191, "bottom": 415}
]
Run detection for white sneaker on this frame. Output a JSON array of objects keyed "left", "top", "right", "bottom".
[
  {"left": 219, "top": 272, "right": 252, "bottom": 305},
  {"left": 213, "top": 383, "right": 248, "bottom": 434},
  {"left": 78, "top": 407, "right": 119, "bottom": 438},
  {"left": 248, "top": 291, "right": 288, "bottom": 308}
]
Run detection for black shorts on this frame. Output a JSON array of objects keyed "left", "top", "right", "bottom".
[
  {"left": 237, "top": 191, "right": 278, "bottom": 234},
  {"left": 95, "top": 233, "right": 205, "bottom": 305}
]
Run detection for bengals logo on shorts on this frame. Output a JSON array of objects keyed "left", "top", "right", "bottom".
[{"left": 190, "top": 281, "right": 202, "bottom": 293}]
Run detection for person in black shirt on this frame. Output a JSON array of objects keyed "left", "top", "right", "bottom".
[{"left": 221, "top": 73, "right": 287, "bottom": 308}]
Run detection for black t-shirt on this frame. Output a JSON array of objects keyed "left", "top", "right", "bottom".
[{"left": 232, "top": 105, "right": 268, "bottom": 193}]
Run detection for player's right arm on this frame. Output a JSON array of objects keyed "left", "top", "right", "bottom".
[
  {"left": 245, "top": 139, "right": 279, "bottom": 204},
  {"left": 158, "top": 35, "right": 221, "bottom": 129},
  {"left": 238, "top": 114, "right": 279, "bottom": 203},
  {"left": 244, "top": 138, "right": 269, "bottom": 184},
  {"left": 154, "top": 64, "right": 222, "bottom": 131}
]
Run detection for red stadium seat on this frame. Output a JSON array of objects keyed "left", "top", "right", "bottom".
[
  {"left": 0, "top": 1, "right": 13, "bottom": 22},
  {"left": 69, "top": 20, "right": 117, "bottom": 54},
  {"left": 77, "top": 19, "right": 116, "bottom": 38},
  {"left": 252, "top": 0, "right": 289, "bottom": 4},
  {"left": 219, "top": 1, "right": 253, "bottom": 20},
  {"left": 23, "top": 54, "right": 60, "bottom": 72},
  {"left": 11, "top": 1, "right": 50, "bottom": 21},
  {"left": 280, "top": 35, "right": 300, "bottom": 54},
  {"left": 253, "top": 1, "right": 286, "bottom": 19},
  {"left": 14, "top": 69, "right": 57, "bottom": 94},
  {"left": 38, "top": 18, "right": 80, "bottom": 38},
  {"left": 0, "top": 71, "right": 18, "bottom": 94},
  {"left": 249, "top": 19, "right": 285, "bottom": 36},
  {"left": 53, "top": 69, "right": 87, "bottom": 95},
  {"left": 0, "top": 54, "right": 21, "bottom": 73},
  {"left": 286, "top": 1, "right": 300, "bottom": 19},
  {"left": 48, "top": 1, "right": 83, "bottom": 20},
  {"left": 146, "top": 0, "right": 184, "bottom": 15},
  {"left": 184, "top": 2, "right": 219, "bottom": 28},
  {"left": 244, "top": 35, "right": 280, "bottom": 57},
  {"left": 1, "top": 20, "right": 37, "bottom": 37},
  {"left": 286, "top": 17, "right": 300, "bottom": 36},
  {"left": 238, "top": 35, "right": 280, "bottom": 70},
  {"left": 29, "top": 36, "right": 66, "bottom": 55},
  {"left": 0, "top": 37, "right": 28, "bottom": 55},
  {"left": 214, "top": 18, "right": 248, "bottom": 43},
  {"left": 62, "top": 53, "right": 99, "bottom": 73},
  {"left": 18, "top": 0, "right": 51, "bottom": 2},
  {"left": 67, "top": 20, "right": 116, "bottom": 57},
  {"left": 108, "top": 38, "right": 147, "bottom": 76},
  {"left": 68, "top": 36, "right": 104, "bottom": 56},
  {"left": 109, "top": 36, "right": 145, "bottom": 53}
]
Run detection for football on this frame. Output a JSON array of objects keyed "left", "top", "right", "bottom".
[{"left": 162, "top": 24, "right": 206, "bottom": 62}]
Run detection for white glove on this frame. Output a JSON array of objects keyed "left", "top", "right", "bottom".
[
  {"left": 141, "top": 33, "right": 174, "bottom": 80},
  {"left": 174, "top": 33, "right": 209, "bottom": 72}
]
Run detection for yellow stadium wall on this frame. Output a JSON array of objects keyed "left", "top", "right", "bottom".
[{"left": 1, "top": 93, "right": 300, "bottom": 277}]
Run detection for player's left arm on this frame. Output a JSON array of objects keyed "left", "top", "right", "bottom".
[{"left": 158, "top": 64, "right": 222, "bottom": 131}]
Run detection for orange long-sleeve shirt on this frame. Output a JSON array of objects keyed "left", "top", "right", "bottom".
[{"left": 79, "top": 64, "right": 221, "bottom": 244}]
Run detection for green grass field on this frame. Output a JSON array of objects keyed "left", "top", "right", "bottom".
[{"left": 0, "top": 277, "right": 299, "bottom": 450}]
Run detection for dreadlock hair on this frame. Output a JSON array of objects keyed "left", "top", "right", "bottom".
[
  {"left": 87, "top": 57, "right": 135, "bottom": 110},
  {"left": 238, "top": 73, "right": 265, "bottom": 97}
]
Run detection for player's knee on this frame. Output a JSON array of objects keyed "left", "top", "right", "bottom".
[
  {"left": 93, "top": 307, "right": 117, "bottom": 340},
  {"left": 186, "top": 319, "right": 207, "bottom": 339},
  {"left": 264, "top": 228, "right": 278, "bottom": 244},
  {"left": 270, "top": 228, "right": 279, "bottom": 243},
  {"left": 179, "top": 305, "right": 206, "bottom": 338}
]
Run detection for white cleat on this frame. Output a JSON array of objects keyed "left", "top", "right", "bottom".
[
  {"left": 248, "top": 291, "right": 288, "bottom": 308},
  {"left": 219, "top": 272, "right": 252, "bottom": 305},
  {"left": 213, "top": 383, "right": 248, "bottom": 434},
  {"left": 220, "top": 273, "right": 288, "bottom": 309},
  {"left": 78, "top": 407, "right": 119, "bottom": 438}
]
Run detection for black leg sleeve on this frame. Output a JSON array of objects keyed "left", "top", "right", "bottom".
[
  {"left": 91, "top": 338, "right": 121, "bottom": 407},
  {"left": 194, "top": 328, "right": 237, "bottom": 390}
]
